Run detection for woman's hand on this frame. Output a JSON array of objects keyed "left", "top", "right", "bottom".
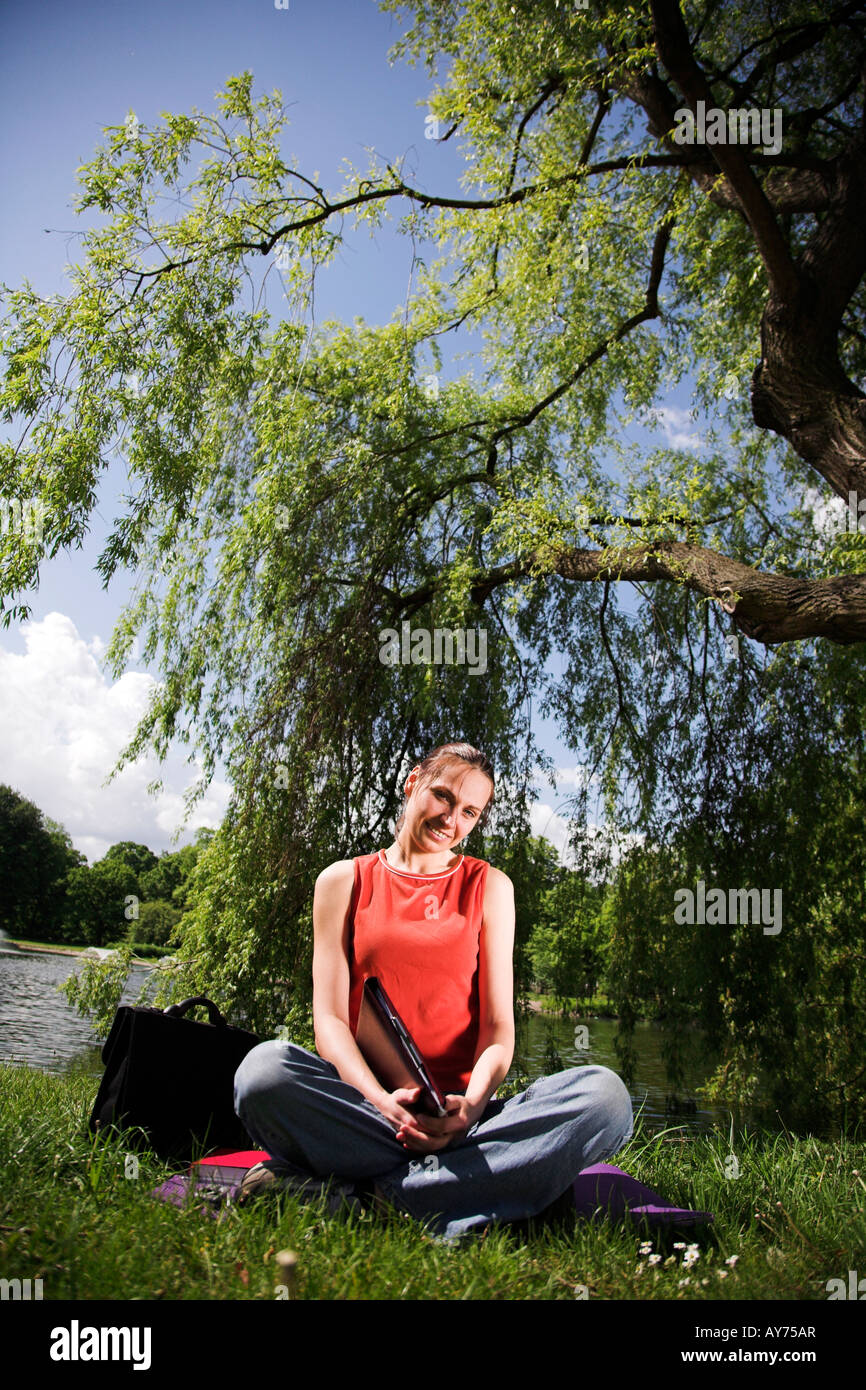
[
  {"left": 373, "top": 1086, "right": 426, "bottom": 1138},
  {"left": 371, "top": 1087, "right": 448, "bottom": 1152},
  {"left": 384, "top": 1091, "right": 484, "bottom": 1153}
]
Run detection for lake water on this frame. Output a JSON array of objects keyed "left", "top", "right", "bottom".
[
  {"left": 512, "top": 1009, "right": 762, "bottom": 1135},
  {"left": 0, "top": 948, "right": 152, "bottom": 1075},
  {"left": 0, "top": 947, "right": 775, "bottom": 1134}
]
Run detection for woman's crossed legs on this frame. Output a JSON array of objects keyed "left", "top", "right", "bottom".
[{"left": 234, "top": 1040, "right": 633, "bottom": 1239}]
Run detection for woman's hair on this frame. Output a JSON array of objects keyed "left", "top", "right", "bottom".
[{"left": 396, "top": 741, "right": 495, "bottom": 835}]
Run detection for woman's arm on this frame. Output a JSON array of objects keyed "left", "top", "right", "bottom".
[
  {"left": 311, "top": 859, "right": 427, "bottom": 1139},
  {"left": 464, "top": 863, "right": 516, "bottom": 1113}
]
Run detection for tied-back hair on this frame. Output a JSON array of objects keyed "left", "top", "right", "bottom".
[{"left": 395, "top": 742, "right": 495, "bottom": 835}]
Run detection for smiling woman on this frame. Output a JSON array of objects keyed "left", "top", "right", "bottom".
[
  {"left": 233, "top": 741, "right": 634, "bottom": 1239},
  {"left": 393, "top": 741, "right": 496, "bottom": 844}
]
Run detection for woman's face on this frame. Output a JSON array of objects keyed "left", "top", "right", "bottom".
[{"left": 402, "top": 761, "right": 493, "bottom": 853}]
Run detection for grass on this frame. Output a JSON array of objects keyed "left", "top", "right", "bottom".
[{"left": 1, "top": 1064, "right": 863, "bottom": 1302}]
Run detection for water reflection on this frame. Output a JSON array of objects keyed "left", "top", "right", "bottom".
[
  {"left": 513, "top": 1008, "right": 765, "bottom": 1134},
  {"left": 0, "top": 950, "right": 150, "bottom": 1075}
]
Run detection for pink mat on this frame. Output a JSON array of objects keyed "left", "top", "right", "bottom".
[{"left": 152, "top": 1151, "right": 714, "bottom": 1229}]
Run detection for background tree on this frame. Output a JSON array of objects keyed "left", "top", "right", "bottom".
[
  {"left": 62, "top": 858, "right": 140, "bottom": 947},
  {"left": 101, "top": 842, "right": 158, "bottom": 882},
  {"left": 528, "top": 870, "right": 609, "bottom": 1008},
  {"left": 483, "top": 832, "right": 563, "bottom": 1001},
  {"left": 139, "top": 831, "right": 213, "bottom": 912},
  {"left": 4, "top": 2, "right": 866, "bottom": 1116},
  {"left": 592, "top": 632, "right": 866, "bottom": 1122},
  {"left": 0, "top": 786, "right": 84, "bottom": 942},
  {"left": 131, "top": 898, "right": 182, "bottom": 949}
]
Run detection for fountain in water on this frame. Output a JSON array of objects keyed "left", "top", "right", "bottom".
[{"left": 0, "top": 927, "right": 23, "bottom": 956}]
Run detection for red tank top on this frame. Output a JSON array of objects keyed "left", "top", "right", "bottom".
[{"left": 347, "top": 850, "right": 489, "bottom": 1095}]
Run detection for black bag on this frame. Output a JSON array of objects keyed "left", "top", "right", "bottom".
[{"left": 88, "top": 995, "right": 262, "bottom": 1162}]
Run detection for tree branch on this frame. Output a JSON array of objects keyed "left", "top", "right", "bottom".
[
  {"left": 650, "top": 0, "right": 800, "bottom": 300},
  {"left": 483, "top": 217, "right": 673, "bottom": 469},
  {"left": 469, "top": 541, "right": 866, "bottom": 647}
]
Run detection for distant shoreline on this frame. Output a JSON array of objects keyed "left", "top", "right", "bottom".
[
  {"left": 2, "top": 939, "right": 154, "bottom": 964},
  {"left": 4, "top": 941, "right": 87, "bottom": 956}
]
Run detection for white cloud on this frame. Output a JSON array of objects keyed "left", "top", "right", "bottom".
[
  {"left": 529, "top": 800, "right": 575, "bottom": 864},
  {"left": 551, "top": 764, "right": 599, "bottom": 791},
  {"left": 527, "top": 800, "right": 642, "bottom": 873},
  {"left": 647, "top": 405, "right": 705, "bottom": 451},
  {"left": 0, "top": 612, "right": 231, "bottom": 862},
  {"left": 527, "top": 761, "right": 648, "bottom": 874}
]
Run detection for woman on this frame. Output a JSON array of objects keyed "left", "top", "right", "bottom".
[{"left": 234, "top": 741, "right": 633, "bottom": 1239}]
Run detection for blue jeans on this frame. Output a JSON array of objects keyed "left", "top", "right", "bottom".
[{"left": 234, "top": 1041, "right": 634, "bottom": 1240}]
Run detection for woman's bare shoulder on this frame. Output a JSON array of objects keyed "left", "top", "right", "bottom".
[
  {"left": 482, "top": 863, "right": 514, "bottom": 891},
  {"left": 481, "top": 862, "right": 515, "bottom": 916},
  {"left": 315, "top": 858, "right": 356, "bottom": 892}
]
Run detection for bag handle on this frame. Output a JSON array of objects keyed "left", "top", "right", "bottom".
[{"left": 163, "top": 995, "right": 228, "bottom": 1027}]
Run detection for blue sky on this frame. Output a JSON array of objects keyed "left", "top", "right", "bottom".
[{"left": 0, "top": 0, "right": 701, "bottom": 861}]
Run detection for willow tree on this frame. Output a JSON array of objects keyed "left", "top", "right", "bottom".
[{"left": 3, "top": 1, "right": 865, "bottom": 1106}]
